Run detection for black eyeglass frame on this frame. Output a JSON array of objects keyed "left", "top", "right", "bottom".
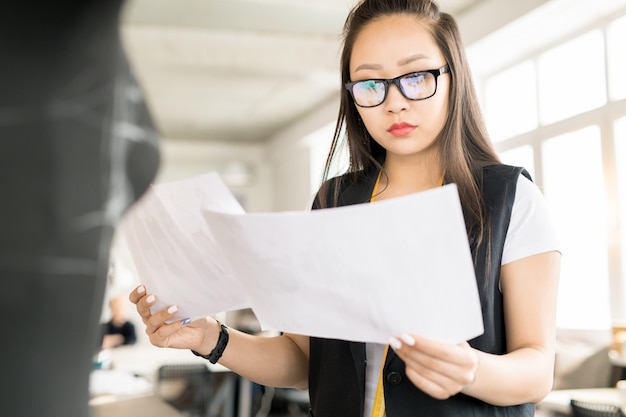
[{"left": 345, "top": 65, "right": 450, "bottom": 108}]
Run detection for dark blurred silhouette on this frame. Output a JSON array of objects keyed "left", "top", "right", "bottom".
[{"left": 0, "top": 2, "right": 160, "bottom": 416}]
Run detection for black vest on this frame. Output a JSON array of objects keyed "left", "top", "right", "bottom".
[{"left": 308, "top": 164, "right": 533, "bottom": 417}]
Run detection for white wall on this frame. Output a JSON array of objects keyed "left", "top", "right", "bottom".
[
  {"left": 153, "top": 91, "right": 338, "bottom": 214},
  {"left": 456, "top": 0, "right": 551, "bottom": 44},
  {"left": 156, "top": 138, "right": 274, "bottom": 212},
  {"left": 266, "top": 96, "right": 340, "bottom": 211}
]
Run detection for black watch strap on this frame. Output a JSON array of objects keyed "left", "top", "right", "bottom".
[{"left": 191, "top": 322, "right": 229, "bottom": 364}]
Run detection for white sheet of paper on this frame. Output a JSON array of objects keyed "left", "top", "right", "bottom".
[
  {"left": 121, "top": 172, "right": 250, "bottom": 321},
  {"left": 202, "top": 184, "right": 483, "bottom": 344},
  {"left": 123, "top": 172, "right": 484, "bottom": 344}
]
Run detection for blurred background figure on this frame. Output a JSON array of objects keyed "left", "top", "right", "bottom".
[
  {"left": 0, "top": 1, "right": 159, "bottom": 416},
  {"left": 99, "top": 260, "right": 140, "bottom": 350},
  {"left": 101, "top": 294, "right": 137, "bottom": 349}
]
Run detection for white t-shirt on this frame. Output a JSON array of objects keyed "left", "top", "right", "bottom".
[{"left": 363, "top": 175, "right": 561, "bottom": 417}]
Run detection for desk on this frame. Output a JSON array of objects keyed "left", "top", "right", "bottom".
[
  {"left": 91, "top": 395, "right": 184, "bottom": 417},
  {"left": 105, "top": 345, "right": 251, "bottom": 417},
  {"left": 539, "top": 388, "right": 626, "bottom": 416},
  {"left": 90, "top": 369, "right": 153, "bottom": 398},
  {"left": 108, "top": 345, "right": 229, "bottom": 383}
]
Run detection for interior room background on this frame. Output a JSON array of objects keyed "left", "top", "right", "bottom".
[{"left": 106, "top": 0, "right": 626, "bottom": 351}]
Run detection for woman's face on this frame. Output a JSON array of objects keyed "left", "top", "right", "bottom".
[{"left": 349, "top": 14, "right": 449, "bottom": 163}]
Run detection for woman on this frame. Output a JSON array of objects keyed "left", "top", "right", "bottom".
[
  {"left": 101, "top": 295, "right": 138, "bottom": 349},
  {"left": 130, "top": 1, "right": 560, "bottom": 416}
]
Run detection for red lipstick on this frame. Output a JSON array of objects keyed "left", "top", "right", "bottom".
[{"left": 387, "top": 122, "right": 416, "bottom": 137}]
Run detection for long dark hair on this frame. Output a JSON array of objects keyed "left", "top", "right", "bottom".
[{"left": 321, "top": 0, "right": 501, "bottom": 246}]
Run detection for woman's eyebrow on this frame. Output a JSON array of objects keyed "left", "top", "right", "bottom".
[
  {"left": 397, "top": 53, "right": 429, "bottom": 66},
  {"left": 353, "top": 54, "right": 430, "bottom": 73},
  {"left": 354, "top": 63, "right": 383, "bottom": 72}
]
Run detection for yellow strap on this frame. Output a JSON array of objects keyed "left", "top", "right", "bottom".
[
  {"left": 368, "top": 169, "right": 443, "bottom": 417},
  {"left": 371, "top": 170, "right": 382, "bottom": 202},
  {"left": 371, "top": 345, "right": 389, "bottom": 417},
  {"left": 370, "top": 173, "right": 386, "bottom": 417}
]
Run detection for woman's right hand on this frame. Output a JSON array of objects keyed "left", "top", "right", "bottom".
[
  {"left": 130, "top": 285, "right": 310, "bottom": 389},
  {"left": 128, "top": 285, "right": 215, "bottom": 352}
]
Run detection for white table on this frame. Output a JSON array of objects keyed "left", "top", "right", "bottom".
[
  {"left": 104, "top": 344, "right": 251, "bottom": 417},
  {"left": 107, "top": 344, "right": 228, "bottom": 382},
  {"left": 91, "top": 395, "right": 184, "bottom": 417}
]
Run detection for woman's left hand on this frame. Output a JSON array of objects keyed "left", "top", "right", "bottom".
[{"left": 389, "top": 334, "right": 480, "bottom": 400}]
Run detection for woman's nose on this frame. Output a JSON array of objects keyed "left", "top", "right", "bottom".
[{"left": 384, "top": 84, "right": 409, "bottom": 113}]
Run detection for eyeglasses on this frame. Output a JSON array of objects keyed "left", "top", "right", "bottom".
[{"left": 345, "top": 65, "right": 450, "bottom": 108}]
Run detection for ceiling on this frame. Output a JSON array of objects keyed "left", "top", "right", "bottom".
[{"left": 119, "top": 0, "right": 482, "bottom": 143}]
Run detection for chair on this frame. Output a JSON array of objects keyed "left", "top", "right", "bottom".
[
  {"left": 156, "top": 363, "right": 214, "bottom": 417},
  {"left": 570, "top": 399, "right": 626, "bottom": 417},
  {"left": 270, "top": 388, "right": 310, "bottom": 417},
  {"left": 250, "top": 386, "right": 310, "bottom": 417}
]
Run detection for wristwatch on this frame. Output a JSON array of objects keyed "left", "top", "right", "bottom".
[{"left": 191, "top": 321, "right": 229, "bottom": 364}]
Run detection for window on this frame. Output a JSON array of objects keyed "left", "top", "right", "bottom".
[
  {"left": 607, "top": 16, "right": 626, "bottom": 101},
  {"left": 475, "top": 5, "right": 626, "bottom": 330},
  {"left": 616, "top": 117, "right": 626, "bottom": 283},
  {"left": 484, "top": 61, "right": 538, "bottom": 142},
  {"left": 542, "top": 126, "right": 610, "bottom": 328},
  {"left": 307, "top": 121, "right": 337, "bottom": 193},
  {"left": 307, "top": 121, "right": 349, "bottom": 195},
  {"left": 537, "top": 30, "right": 606, "bottom": 125}
]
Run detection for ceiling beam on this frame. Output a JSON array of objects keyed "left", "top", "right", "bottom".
[{"left": 121, "top": 0, "right": 352, "bottom": 36}]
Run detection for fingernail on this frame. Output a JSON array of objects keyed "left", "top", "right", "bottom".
[
  {"left": 146, "top": 295, "right": 155, "bottom": 303},
  {"left": 181, "top": 318, "right": 191, "bottom": 325},
  {"left": 167, "top": 305, "right": 178, "bottom": 314},
  {"left": 137, "top": 285, "right": 146, "bottom": 294},
  {"left": 389, "top": 337, "right": 402, "bottom": 350},
  {"left": 401, "top": 334, "right": 416, "bottom": 346}
]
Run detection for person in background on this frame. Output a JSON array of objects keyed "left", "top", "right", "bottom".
[
  {"left": 101, "top": 295, "right": 137, "bottom": 348},
  {"left": 130, "top": 0, "right": 561, "bottom": 416}
]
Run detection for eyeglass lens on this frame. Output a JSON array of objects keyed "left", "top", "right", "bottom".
[{"left": 351, "top": 72, "right": 436, "bottom": 107}]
